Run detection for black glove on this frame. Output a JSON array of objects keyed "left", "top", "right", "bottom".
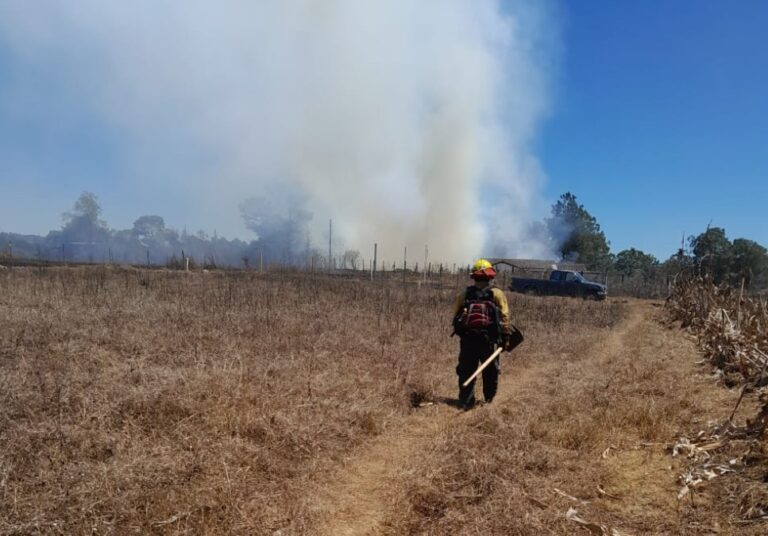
[{"left": 501, "top": 325, "right": 524, "bottom": 352}]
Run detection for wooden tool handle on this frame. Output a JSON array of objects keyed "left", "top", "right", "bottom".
[{"left": 462, "top": 346, "right": 504, "bottom": 387}]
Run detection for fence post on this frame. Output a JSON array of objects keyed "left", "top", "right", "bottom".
[
  {"left": 372, "top": 243, "right": 377, "bottom": 281},
  {"left": 403, "top": 247, "right": 407, "bottom": 284}
]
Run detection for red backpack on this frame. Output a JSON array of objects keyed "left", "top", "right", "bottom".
[{"left": 453, "top": 286, "right": 501, "bottom": 340}]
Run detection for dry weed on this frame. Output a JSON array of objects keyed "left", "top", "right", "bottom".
[
  {"left": 665, "top": 275, "right": 768, "bottom": 529},
  {"left": 0, "top": 267, "right": 619, "bottom": 534}
]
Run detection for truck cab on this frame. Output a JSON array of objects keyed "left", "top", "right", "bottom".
[
  {"left": 549, "top": 270, "right": 601, "bottom": 297},
  {"left": 510, "top": 269, "right": 607, "bottom": 300}
]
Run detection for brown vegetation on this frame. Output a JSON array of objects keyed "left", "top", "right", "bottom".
[
  {"left": 666, "top": 276, "right": 768, "bottom": 525},
  {"left": 667, "top": 276, "right": 768, "bottom": 385},
  {"left": 379, "top": 300, "right": 766, "bottom": 535},
  {"left": 0, "top": 266, "right": 765, "bottom": 534},
  {"left": 0, "top": 266, "right": 616, "bottom": 534}
]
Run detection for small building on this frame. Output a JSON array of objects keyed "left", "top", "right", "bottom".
[{"left": 487, "top": 258, "right": 589, "bottom": 281}]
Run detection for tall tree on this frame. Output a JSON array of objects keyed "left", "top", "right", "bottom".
[
  {"left": 614, "top": 248, "right": 658, "bottom": 278},
  {"left": 61, "top": 192, "right": 110, "bottom": 244},
  {"left": 132, "top": 215, "right": 166, "bottom": 242},
  {"left": 547, "top": 192, "right": 611, "bottom": 270},
  {"left": 690, "top": 227, "right": 732, "bottom": 283},
  {"left": 64, "top": 192, "right": 105, "bottom": 226},
  {"left": 240, "top": 196, "right": 313, "bottom": 265},
  {"left": 731, "top": 238, "right": 768, "bottom": 287}
]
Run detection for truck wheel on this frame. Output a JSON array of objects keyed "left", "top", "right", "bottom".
[{"left": 524, "top": 287, "right": 537, "bottom": 296}]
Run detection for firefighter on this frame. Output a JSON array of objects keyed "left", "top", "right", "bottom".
[{"left": 451, "top": 259, "right": 516, "bottom": 410}]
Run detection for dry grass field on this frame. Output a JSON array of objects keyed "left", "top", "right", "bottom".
[{"left": 0, "top": 266, "right": 765, "bottom": 535}]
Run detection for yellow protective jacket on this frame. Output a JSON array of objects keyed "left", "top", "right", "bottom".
[{"left": 452, "top": 285, "right": 511, "bottom": 334}]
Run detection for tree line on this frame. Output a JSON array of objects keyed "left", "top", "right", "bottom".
[
  {"left": 0, "top": 192, "right": 365, "bottom": 270},
  {"left": 544, "top": 192, "right": 768, "bottom": 290},
  {"left": 2, "top": 191, "right": 766, "bottom": 290},
  {"left": 1, "top": 192, "right": 255, "bottom": 268}
]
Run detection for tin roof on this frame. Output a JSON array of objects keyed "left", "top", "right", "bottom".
[{"left": 487, "top": 258, "right": 588, "bottom": 273}]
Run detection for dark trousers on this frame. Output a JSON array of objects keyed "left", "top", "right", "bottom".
[{"left": 456, "top": 335, "right": 499, "bottom": 406}]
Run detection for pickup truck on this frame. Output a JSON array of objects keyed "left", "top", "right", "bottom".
[{"left": 510, "top": 270, "right": 607, "bottom": 300}]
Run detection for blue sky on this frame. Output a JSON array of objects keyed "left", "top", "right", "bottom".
[
  {"left": 0, "top": 1, "right": 766, "bottom": 260},
  {"left": 539, "top": 0, "right": 768, "bottom": 258}
]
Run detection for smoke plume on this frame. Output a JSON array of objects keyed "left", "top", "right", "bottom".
[{"left": 0, "top": 1, "right": 558, "bottom": 264}]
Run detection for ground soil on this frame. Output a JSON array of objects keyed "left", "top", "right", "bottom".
[
  {"left": 2, "top": 268, "right": 764, "bottom": 535},
  {"left": 311, "top": 301, "right": 759, "bottom": 535}
]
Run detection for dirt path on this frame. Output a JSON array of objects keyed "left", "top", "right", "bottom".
[
  {"left": 312, "top": 301, "right": 740, "bottom": 535},
  {"left": 312, "top": 408, "right": 447, "bottom": 536},
  {"left": 312, "top": 304, "right": 640, "bottom": 535}
]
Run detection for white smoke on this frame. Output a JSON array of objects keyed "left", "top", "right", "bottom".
[{"left": 0, "top": 0, "right": 558, "bottom": 265}]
